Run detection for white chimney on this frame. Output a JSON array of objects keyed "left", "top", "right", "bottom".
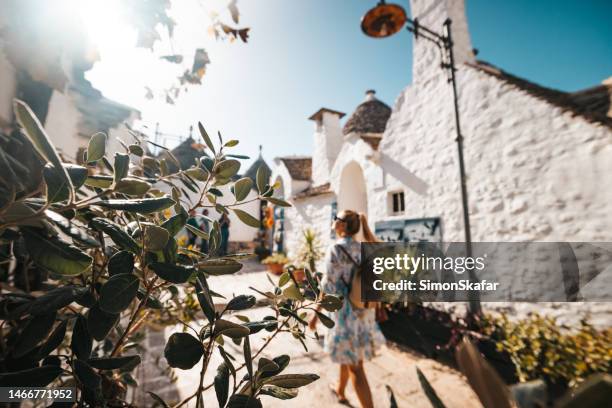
[
  {"left": 410, "top": 0, "right": 475, "bottom": 85},
  {"left": 308, "top": 108, "right": 345, "bottom": 186}
]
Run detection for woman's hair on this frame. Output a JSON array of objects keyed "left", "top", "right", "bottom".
[{"left": 338, "top": 210, "right": 378, "bottom": 243}]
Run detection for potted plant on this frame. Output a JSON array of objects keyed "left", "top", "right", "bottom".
[
  {"left": 262, "top": 253, "right": 289, "bottom": 274},
  {"left": 295, "top": 228, "right": 324, "bottom": 274}
]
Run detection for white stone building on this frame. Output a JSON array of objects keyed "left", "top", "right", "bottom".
[
  {"left": 0, "top": 7, "right": 139, "bottom": 162},
  {"left": 272, "top": 0, "right": 612, "bottom": 278}
]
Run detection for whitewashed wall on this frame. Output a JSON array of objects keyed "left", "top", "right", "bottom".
[
  {"left": 0, "top": 50, "right": 17, "bottom": 127},
  {"left": 374, "top": 64, "right": 612, "bottom": 243},
  {"left": 284, "top": 193, "right": 335, "bottom": 270},
  {"left": 44, "top": 90, "right": 82, "bottom": 159}
]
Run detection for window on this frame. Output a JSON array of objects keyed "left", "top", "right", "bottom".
[{"left": 389, "top": 191, "right": 405, "bottom": 215}]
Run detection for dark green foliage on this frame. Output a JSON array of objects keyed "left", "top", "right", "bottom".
[
  {"left": 215, "top": 362, "right": 230, "bottom": 407},
  {"left": 13, "top": 312, "right": 56, "bottom": 357},
  {"left": 164, "top": 332, "right": 204, "bottom": 369},
  {"left": 226, "top": 294, "right": 256, "bottom": 311},
  {"left": 0, "top": 100, "right": 326, "bottom": 407},
  {"left": 108, "top": 250, "right": 135, "bottom": 276},
  {"left": 71, "top": 315, "right": 92, "bottom": 360},
  {"left": 99, "top": 273, "right": 139, "bottom": 313},
  {"left": 0, "top": 365, "right": 63, "bottom": 387},
  {"left": 149, "top": 262, "right": 194, "bottom": 284},
  {"left": 87, "top": 304, "right": 119, "bottom": 341}
]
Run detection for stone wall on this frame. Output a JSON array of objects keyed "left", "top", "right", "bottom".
[
  {"left": 285, "top": 193, "right": 335, "bottom": 269},
  {"left": 374, "top": 63, "right": 612, "bottom": 243}
]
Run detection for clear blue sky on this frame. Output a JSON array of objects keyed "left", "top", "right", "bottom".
[{"left": 89, "top": 0, "right": 612, "bottom": 170}]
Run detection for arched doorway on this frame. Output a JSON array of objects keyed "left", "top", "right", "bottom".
[{"left": 337, "top": 161, "right": 368, "bottom": 241}]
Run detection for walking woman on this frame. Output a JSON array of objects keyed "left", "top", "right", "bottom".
[{"left": 309, "top": 210, "right": 385, "bottom": 408}]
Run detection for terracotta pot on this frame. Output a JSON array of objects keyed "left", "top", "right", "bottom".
[
  {"left": 292, "top": 268, "right": 306, "bottom": 282},
  {"left": 266, "top": 263, "right": 285, "bottom": 275}
]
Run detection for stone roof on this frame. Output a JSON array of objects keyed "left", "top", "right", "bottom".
[
  {"left": 71, "top": 78, "right": 140, "bottom": 139},
  {"left": 293, "top": 183, "right": 332, "bottom": 199},
  {"left": 278, "top": 157, "right": 312, "bottom": 181},
  {"left": 343, "top": 90, "right": 392, "bottom": 135},
  {"left": 308, "top": 108, "right": 346, "bottom": 122},
  {"left": 161, "top": 137, "right": 207, "bottom": 171},
  {"left": 469, "top": 60, "right": 612, "bottom": 129}
]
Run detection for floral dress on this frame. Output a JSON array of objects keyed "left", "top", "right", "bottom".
[{"left": 322, "top": 237, "right": 385, "bottom": 365}]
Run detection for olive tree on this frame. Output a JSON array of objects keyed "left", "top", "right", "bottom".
[{"left": 0, "top": 100, "right": 342, "bottom": 407}]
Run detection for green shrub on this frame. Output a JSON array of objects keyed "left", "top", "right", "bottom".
[
  {"left": 261, "top": 253, "right": 289, "bottom": 265},
  {"left": 480, "top": 312, "right": 611, "bottom": 387},
  {"left": 0, "top": 100, "right": 340, "bottom": 407}
]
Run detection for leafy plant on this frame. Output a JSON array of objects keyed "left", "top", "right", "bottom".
[
  {"left": 0, "top": 100, "right": 337, "bottom": 407},
  {"left": 480, "top": 313, "right": 611, "bottom": 387},
  {"left": 261, "top": 253, "right": 289, "bottom": 265},
  {"left": 294, "top": 229, "right": 323, "bottom": 272}
]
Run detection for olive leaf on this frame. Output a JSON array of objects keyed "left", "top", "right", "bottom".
[
  {"left": 108, "top": 250, "right": 134, "bottom": 276},
  {"left": 214, "top": 319, "right": 250, "bottom": 338},
  {"left": 113, "top": 152, "right": 130, "bottom": 183},
  {"left": 94, "top": 197, "right": 175, "bottom": 213},
  {"left": 259, "top": 385, "right": 298, "bottom": 400},
  {"left": 74, "top": 359, "right": 101, "bottom": 391},
  {"left": 86, "top": 132, "right": 107, "bottom": 162},
  {"left": 164, "top": 332, "right": 204, "bottom": 369},
  {"left": 161, "top": 211, "right": 187, "bottom": 236},
  {"left": 262, "top": 373, "right": 319, "bottom": 388},
  {"left": 214, "top": 362, "right": 230, "bottom": 407},
  {"left": 44, "top": 163, "right": 88, "bottom": 203},
  {"left": 87, "top": 303, "right": 119, "bottom": 341},
  {"left": 0, "top": 365, "right": 63, "bottom": 387},
  {"left": 198, "top": 122, "right": 216, "bottom": 154},
  {"left": 232, "top": 208, "right": 260, "bottom": 228},
  {"left": 88, "top": 355, "right": 141, "bottom": 370},
  {"left": 14, "top": 312, "right": 57, "bottom": 358},
  {"left": 226, "top": 295, "right": 256, "bottom": 311},
  {"left": 71, "top": 315, "right": 92, "bottom": 360},
  {"left": 263, "top": 197, "right": 291, "bottom": 207},
  {"left": 114, "top": 178, "right": 151, "bottom": 196},
  {"left": 90, "top": 218, "right": 140, "bottom": 253},
  {"left": 198, "top": 259, "right": 242, "bottom": 275},
  {"left": 315, "top": 310, "right": 335, "bottom": 328},
  {"left": 256, "top": 166, "right": 267, "bottom": 193},
  {"left": 233, "top": 177, "right": 253, "bottom": 201},
  {"left": 128, "top": 144, "right": 143, "bottom": 156},
  {"left": 216, "top": 159, "right": 241, "bottom": 179},
  {"left": 144, "top": 225, "right": 170, "bottom": 251},
  {"left": 38, "top": 320, "right": 68, "bottom": 357},
  {"left": 85, "top": 174, "right": 113, "bottom": 188},
  {"left": 99, "top": 274, "right": 139, "bottom": 314},
  {"left": 14, "top": 99, "right": 74, "bottom": 200},
  {"left": 149, "top": 262, "right": 194, "bottom": 284},
  {"left": 23, "top": 229, "right": 92, "bottom": 276}
]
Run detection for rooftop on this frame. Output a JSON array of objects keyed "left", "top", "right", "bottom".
[{"left": 343, "top": 90, "right": 392, "bottom": 135}]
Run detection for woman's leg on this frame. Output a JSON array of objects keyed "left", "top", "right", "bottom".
[
  {"left": 348, "top": 361, "right": 374, "bottom": 408},
  {"left": 337, "top": 364, "right": 349, "bottom": 399}
]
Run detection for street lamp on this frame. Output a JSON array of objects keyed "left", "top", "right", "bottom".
[{"left": 361, "top": 1, "right": 481, "bottom": 315}]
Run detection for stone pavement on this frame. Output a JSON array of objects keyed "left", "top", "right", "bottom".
[
  {"left": 134, "top": 267, "right": 480, "bottom": 408},
  {"left": 133, "top": 265, "right": 481, "bottom": 407}
]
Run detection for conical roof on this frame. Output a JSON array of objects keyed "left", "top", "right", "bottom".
[
  {"left": 343, "top": 90, "right": 391, "bottom": 135},
  {"left": 244, "top": 145, "right": 271, "bottom": 185}
]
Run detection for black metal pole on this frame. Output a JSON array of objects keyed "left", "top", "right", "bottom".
[{"left": 443, "top": 19, "right": 481, "bottom": 315}]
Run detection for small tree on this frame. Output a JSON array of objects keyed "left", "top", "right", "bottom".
[{"left": 0, "top": 100, "right": 342, "bottom": 407}]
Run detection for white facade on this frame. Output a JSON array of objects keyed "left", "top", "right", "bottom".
[{"left": 272, "top": 0, "right": 612, "bottom": 319}]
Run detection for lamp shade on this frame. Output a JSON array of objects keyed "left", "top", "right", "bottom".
[{"left": 361, "top": 2, "right": 407, "bottom": 38}]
